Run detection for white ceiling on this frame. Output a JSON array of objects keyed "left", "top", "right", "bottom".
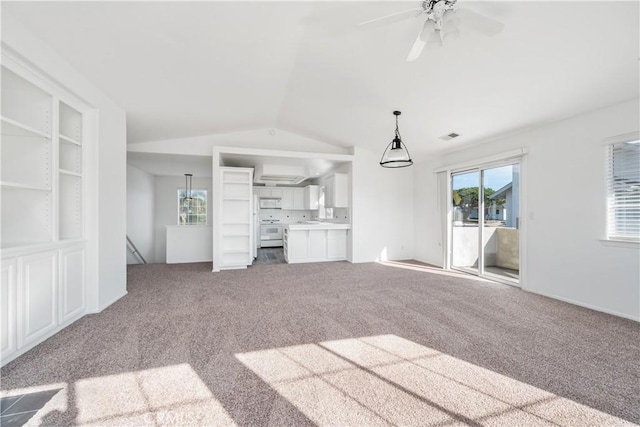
[{"left": 5, "top": 1, "right": 639, "bottom": 159}]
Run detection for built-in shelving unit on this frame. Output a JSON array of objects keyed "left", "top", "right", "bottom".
[
  {"left": 1, "top": 56, "right": 89, "bottom": 367},
  {"left": 219, "top": 168, "right": 253, "bottom": 269},
  {"left": 1, "top": 67, "right": 54, "bottom": 249},
  {"left": 58, "top": 101, "right": 83, "bottom": 241}
]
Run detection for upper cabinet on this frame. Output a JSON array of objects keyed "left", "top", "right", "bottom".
[
  {"left": 256, "top": 186, "right": 305, "bottom": 210},
  {"left": 325, "top": 173, "right": 349, "bottom": 208},
  {"left": 304, "top": 185, "right": 319, "bottom": 210},
  {"left": 282, "top": 187, "right": 304, "bottom": 210}
]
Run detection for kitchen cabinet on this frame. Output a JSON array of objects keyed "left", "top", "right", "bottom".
[
  {"left": 260, "top": 186, "right": 305, "bottom": 210},
  {"left": 325, "top": 173, "right": 349, "bottom": 208},
  {"left": 257, "top": 187, "right": 283, "bottom": 198},
  {"left": 281, "top": 187, "right": 294, "bottom": 210},
  {"left": 284, "top": 225, "right": 349, "bottom": 263},
  {"left": 304, "top": 185, "right": 319, "bottom": 210},
  {"left": 327, "top": 230, "right": 348, "bottom": 259},
  {"left": 292, "top": 188, "right": 305, "bottom": 210}
]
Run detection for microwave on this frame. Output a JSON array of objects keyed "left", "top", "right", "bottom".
[{"left": 259, "top": 197, "right": 282, "bottom": 209}]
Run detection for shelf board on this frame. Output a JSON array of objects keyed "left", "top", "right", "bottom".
[
  {"left": 223, "top": 180, "right": 250, "bottom": 184},
  {"left": 0, "top": 116, "right": 50, "bottom": 139},
  {"left": 223, "top": 233, "right": 250, "bottom": 237},
  {"left": 223, "top": 222, "right": 250, "bottom": 225},
  {"left": 0, "top": 181, "right": 51, "bottom": 191},
  {"left": 59, "top": 169, "right": 82, "bottom": 177},
  {"left": 59, "top": 133, "right": 82, "bottom": 146},
  {"left": 223, "top": 249, "right": 250, "bottom": 254},
  {"left": 223, "top": 197, "right": 250, "bottom": 201}
]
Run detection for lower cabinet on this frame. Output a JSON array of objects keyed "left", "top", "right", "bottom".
[
  {"left": 19, "top": 251, "right": 58, "bottom": 349},
  {"left": 284, "top": 228, "right": 348, "bottom": 263},
  {"left": 1, "top": 260, "right": 17, "bottom": 362},
  {"left": 1, "top": 243, "right": 85, "bottom": 366},
  {"left": 59, "top": 246, "right": 85, "bottom": 324},
  {"left": 327, "top": 230, "right": 348, "bottom": 259}
]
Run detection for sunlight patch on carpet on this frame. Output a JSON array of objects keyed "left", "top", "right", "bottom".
[
  {"left": 74, "top": 363, "right": 236, "bottom": 426},
  {"left": 236, "top": 334, "right": 637, "bottom": 427}
]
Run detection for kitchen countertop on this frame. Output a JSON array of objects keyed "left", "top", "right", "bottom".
[{"left": 286, "top": 222, "right": 351, "bottom": 230}]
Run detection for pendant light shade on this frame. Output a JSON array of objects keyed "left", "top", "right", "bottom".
[
  {"left": 184, "top": 173, "right": 193, "bottom": 202},
  {"left": 380, "top": 111, "right": 413, "bottom": 168}
]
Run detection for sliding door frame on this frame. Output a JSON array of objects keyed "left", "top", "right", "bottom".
[{"left": 441, "top": 150, "right": 528, "bottom": 289}]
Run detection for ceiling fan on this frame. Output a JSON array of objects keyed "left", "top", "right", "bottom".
[{"left": 360, "top": 0, "right": 504, "bottom": 62}]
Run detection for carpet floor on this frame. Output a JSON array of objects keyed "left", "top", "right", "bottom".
[{"left": 1, "top": 261, "right": 639, "bottom": 426}]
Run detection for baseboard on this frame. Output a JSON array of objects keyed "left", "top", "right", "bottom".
[
  {"left": 96, "top": 291, "right": 128, "bottom": 313},
  {"left": 525, "top": 288, "right": 640, "bottom": 322}
]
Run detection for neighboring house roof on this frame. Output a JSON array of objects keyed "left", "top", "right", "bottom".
[{"left": 489, "top": 183, "right": 512, "bottom": 199}]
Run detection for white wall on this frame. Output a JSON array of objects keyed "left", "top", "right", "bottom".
[
  {"left": 127, "top": 128, "right": 350, "bottom": 156},
  {"left": 3, "top": 14, "right": 128, "bottom": 312},
  {"left": 154, "top": 176, "right": 212, "bottom": 263},
  {"left": 127, "top": 165, "right": 155, "bottom": 264},
  {"left": 414, "top": 99, "right": 640, "bottom": 320},
  {"left": 351, "top": 147, "right": 414, "bottom": 262}
]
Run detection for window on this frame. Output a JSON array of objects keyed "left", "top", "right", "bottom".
[
  {"left": 178, "top": 189, "right": 207, "bottom": 225},
  {"left": 606, "top": 140, "right": 640, "bottom": 241}
]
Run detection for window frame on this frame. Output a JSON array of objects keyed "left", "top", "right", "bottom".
[
  {"left": 603, "top": 132, "right": 640, "bottom": 245},
  {"left": 177, "top": 188, "right": 208, "bottom": 226}
]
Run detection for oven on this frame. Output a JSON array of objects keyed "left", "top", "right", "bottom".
[{"left": 260, "top": 223, "right": 283, "bottom": 247}]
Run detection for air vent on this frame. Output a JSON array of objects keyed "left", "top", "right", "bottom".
[{"left": 440, "top": 132, "right": 460, "bottom": 141}]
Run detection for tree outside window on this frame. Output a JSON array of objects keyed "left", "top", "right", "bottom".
[{"left": 178, "top": 189, "right": 207, "bottom": 225}]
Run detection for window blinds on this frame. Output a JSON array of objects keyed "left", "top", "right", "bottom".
[{"left": 607, "top": 141, "right": 640, "bottom": 241}]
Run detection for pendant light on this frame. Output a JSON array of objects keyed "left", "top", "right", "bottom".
[
  {"left": 380, "top": 111, "right": 413, "bottom": 168},
  {"left": 184, "top": 173, "right": 193, "bottom": 202}
]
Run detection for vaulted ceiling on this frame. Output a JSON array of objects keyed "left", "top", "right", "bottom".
[{"left": 4, "top": 1, "right": 639, "bottom": 160}]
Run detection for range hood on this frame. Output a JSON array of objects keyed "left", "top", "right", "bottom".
[{"left": 254, "top": 164, "right": 308, "bottom": 185}]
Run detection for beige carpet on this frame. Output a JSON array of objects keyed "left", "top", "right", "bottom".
[{"left": 1, "top": 261, "right": 639, "bottom": 426}]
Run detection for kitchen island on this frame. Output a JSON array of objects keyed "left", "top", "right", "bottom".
[{"left": 284, "top": 222, "right": 350, "bottom": 263}]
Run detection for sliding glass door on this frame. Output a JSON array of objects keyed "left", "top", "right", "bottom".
[
  {"left": 451, "top": 162, "right": 520, "bottom": 285},
  {"left": 451, "top": 170, "right": 480, "bottom": 275}
]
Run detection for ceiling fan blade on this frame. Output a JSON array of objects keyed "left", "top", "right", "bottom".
[
  {"left": 407, "top": 19, "right": 434, "bottom": 62},
  {"left": 360, "top": 7, "right": 422, "bottom": 26},
  {"left": 454, "top": 8, "right": 504, "bottom": 36}
]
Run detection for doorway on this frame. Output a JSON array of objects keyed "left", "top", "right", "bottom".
[{"left": 450, "top": 162, "right": 520, "bottom": 286}]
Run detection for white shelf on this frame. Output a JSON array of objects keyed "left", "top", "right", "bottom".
[
  {"left": 59, "top": 169, "right": 82, "bottom": 177},
  {"left": 0, "top": 181, "right": 51, "bottom": 191},
  {"left": 59, "top": 133, "right": 81, "bottom": 146},
  {"left": 223, "top": 233, "right": 250, "bottom": 237},
  {"left": 223, "top": 179, "right": 250, "bottom": 184},
  {"left": 0, "top": 116, "right": 50, "bottom": 139},
  {"left": 223, "top": 222, "right": 250, "bottom": 225},
  {"left": 223, "top": 249, "right": 250, "bottom": 254},
  {"left": 223, "top": 197, "right": 250, "bottom": 201}
]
